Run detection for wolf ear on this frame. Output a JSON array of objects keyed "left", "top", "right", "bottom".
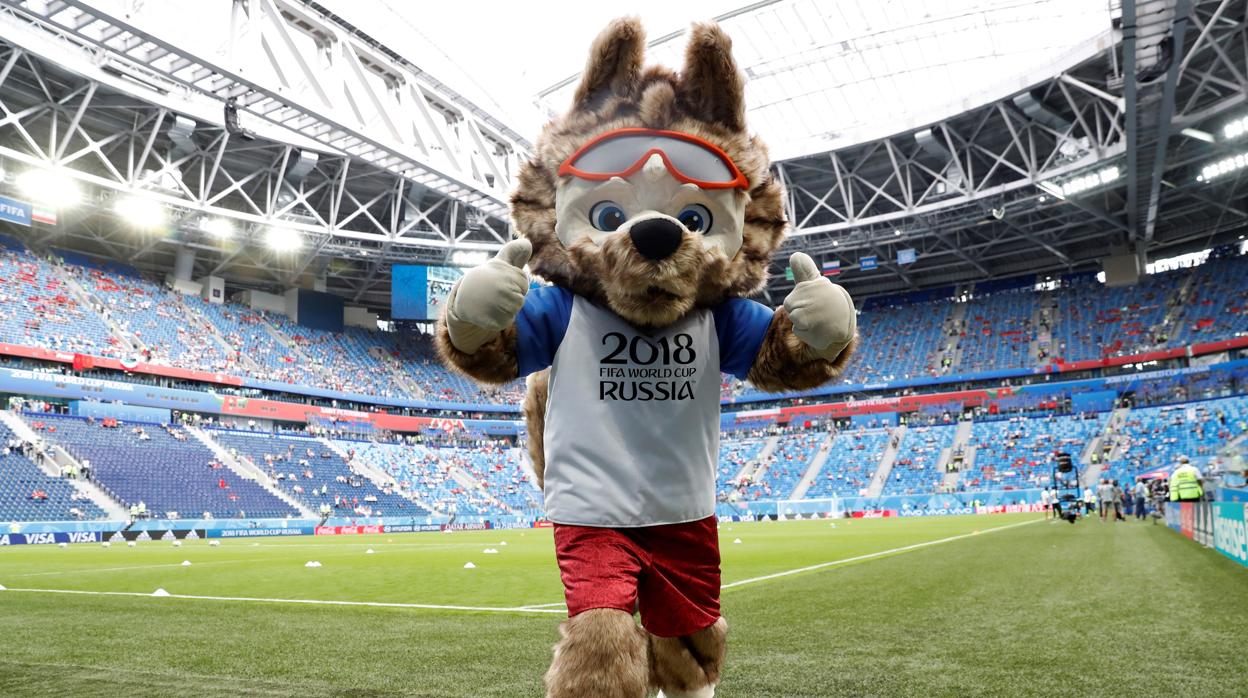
[
  {"left": 571, "top": 17, "right": 646, "bottom": 112},
  {"left": 677, "top": 23, "right": 745, "bottom": 132}
]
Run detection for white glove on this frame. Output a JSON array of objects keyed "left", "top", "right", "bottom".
[
  {"left": 783, "top": 252, "right": 856, "bottom": 360},
  {"left": 445, "top": 239, "right": 532, "bottom": 354}
]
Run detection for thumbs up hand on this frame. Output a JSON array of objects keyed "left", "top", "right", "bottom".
[
  {"left": 783, "top": 252, "right": 856, "bottom": 360},
  {"left": 446, "top": 239, "right": 532, "bottom": 354}
]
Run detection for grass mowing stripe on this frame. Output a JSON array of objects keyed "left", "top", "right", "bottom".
[
  {"left": 0, "top": 587, "right": 567, "bottom": 614},
  {"left": 722, "top": 517, "right": 1043, "bottom": 590}
]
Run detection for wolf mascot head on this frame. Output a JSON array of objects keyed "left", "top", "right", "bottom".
[{"left": 511, "top": 18, "right": 786, "bottom": 329}]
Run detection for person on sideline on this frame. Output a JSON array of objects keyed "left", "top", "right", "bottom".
[
  {"left": 1096, "top": 479, "right": 1116, "bottom": 522},
  {"left": 1131, "top": 480, "right": 1149, "bottom": 520},
  {"left": 1169, "top": 457, "right": 1204, "bottom": 503}
]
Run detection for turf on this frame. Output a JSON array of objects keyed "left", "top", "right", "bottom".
[{"left": 0, "top": 513, "right": 1244, "bottom": 697}]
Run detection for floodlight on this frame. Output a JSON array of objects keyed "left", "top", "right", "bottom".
[
  {"left": 264, "top": 225, "right": 302, "bottom": 252},
  {"left": 17, "top": 168, "right": 81, "bottom": 208},
  {"left": 114, "top": 194, "right": 166, "bottom": 229},
  {"left": 1199, "top": 152, "right": 1248, "bottom": 182},
  {"left": 1225, "top": 115, "right": 1248, "bottom": 140},
  {"left": 1040, "top": 165, "right": 1119, "bottom": 198},
  {"left": 200, "top": 217, "right": 234, "bottom": 239}
]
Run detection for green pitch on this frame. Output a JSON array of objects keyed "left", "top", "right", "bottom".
[{"left": 1, "top": 513, "right": 1245, "bottom": 697}]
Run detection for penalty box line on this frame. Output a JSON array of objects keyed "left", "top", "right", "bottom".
[
  {"left": 0, "top": 587, "right": 566, "bottom": 615},
  {"left": 722, "top": 517, "right": 1044, "bottom": 591}
]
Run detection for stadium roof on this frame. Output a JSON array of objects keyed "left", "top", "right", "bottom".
[
  {"left": 0, "top": 0, "right": 1244, "bottom": 310},
  {"left": 535, "top": 0, "right": 1118, "bottom": 160}
]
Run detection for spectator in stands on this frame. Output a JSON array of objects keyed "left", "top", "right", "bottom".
[{"left": 30, "top": 489, "right": 48, "bottom": 501}]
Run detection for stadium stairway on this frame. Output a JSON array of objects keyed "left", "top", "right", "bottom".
[
  {"left": 940, "top": 420, "right": 976, "bottom": 490},
  {"left": 733, "top": 435, "right": 781, "bottom": 483},
  {"left": 48, "top": 262, "right": 144, "bottom": 355},
  {"left": 366, "top": 346, "right": 425, "bottom": 398},
  {"left": 317, "top": 438, "right": 449, "bottom": 515},
  {"left": 864, "top": 425, "right": 908, "bottom": 497},
  {"left": 1028, "top": 292, "right": 1053, "bottom": 364},
  {"left": 188, "top": 426, "right": 316, "bottom": 517},
  {"left": 0, "top": 411, "right": 128, "bottom": 518},
  {"left": 259, "top": 317, "right": 335, "bottom": 386},
  {"left": 178, "top": 295, "right": 264, "bottom": 376},
  {"left": 1082, "top": 407, "right": 1131, "bottom": 487},
  {"left": 447, "top": 466, "right": 518, "bottom": 515},
  {"left": 789, "top": 429, "right": 839, "bottom": 500},
  {"left": 937, "top": 302, "right": 967, "bottom": 376}
]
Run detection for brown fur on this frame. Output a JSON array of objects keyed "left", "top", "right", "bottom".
[
  {"left": 523, "top": 370, "right": 549, "bottom": 489},
  {"left": 439, "top": 19, "right": 859, "bottom": 697},
  {"left": 545, "top": 609, "right": 649, "bottom": 698},
  {"left": 434, "top": 316, "right": 518, "bottom": 385},
  {"left": 746, "top": 309, "right": 859, "bottom": 392},
  {"left": 649, "top": 617, "right": 728, "bottom": 693}
]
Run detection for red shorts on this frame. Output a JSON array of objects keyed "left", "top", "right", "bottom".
[{"left": 553, "top": 516, "right": 720, "bottom": 638}]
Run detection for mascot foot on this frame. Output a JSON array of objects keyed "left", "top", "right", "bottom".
[
  {"left": 545, "top": 609, "right": 647, "bottom": 698},
  {"left": 649, "top": 618, "right": 727, "bottom": 698},
  {"left": 657, "top": 688, "right": 715, "bottom": 698}
]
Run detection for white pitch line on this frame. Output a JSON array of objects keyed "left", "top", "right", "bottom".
[
  {"left": 518, "top": 601, "right": 568, "bottom": 609},
  {"left": 722, "top": 518, "right": 1043, "bottom": 590},
  {"left": 7, "top": 558, "right": 256, "bottom": 579},
  {"left": 0, "top": 587, "right": 567, "bottom": 614}
]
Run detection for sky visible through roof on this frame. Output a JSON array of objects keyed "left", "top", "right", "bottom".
[{"left": 319, "top": 0, "right": 1116, "bottom": 159}]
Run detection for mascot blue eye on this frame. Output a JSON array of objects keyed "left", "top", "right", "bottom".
[
  {"left": 676, "top": 204, "right": 712, "bottom": 233},
  {"left": 589, "top": 202, "right": 626, "bottom": 232}
]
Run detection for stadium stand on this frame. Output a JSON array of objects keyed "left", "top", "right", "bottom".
[
  {"left": 884, "top": 425, "right": 957, "bottom": 495},
  {"left": 965, "top": 413, "right": 1108, "bottom": 490},
  {"left": 0, "top": 242, "right": 1246, "bottom": 407},
  {"left": 0, "top": 238, "right": 120, "bottom": 357},
  {"left": 742, "top": 431, "right": 823, "bottom": 500},
  {"left": 208, "top": 430, "right": 421, "bottom": 517},
  {"left": 955, "top": 287, "right": 1037, "bottom": 374},
  {"left": 1103, "top": 396, "right": 1248, "bottom": 484},
  {"left": 30, "top": 414, "right": 298, "bottom": 519},
  {"left": 806, "top": 428, "right": 890, "bottom": 498},
  {"left": 1052, "top": 272, "right": 1178, "bottom": 363},
  {"left": 0, "top": 421, "right": 105, "bottom": 521}
]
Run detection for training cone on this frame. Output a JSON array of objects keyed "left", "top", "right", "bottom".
[
  {"left": 127, "top": 541, "right": 136, "bottom": 548},
  {"left": 151, "top": 588, "right": 170, "bottom": 597},
  {"left": 58, "top": 542, "right": 67, "bottom": 548},
  {"left": 483, "top": 548, "right": 498, "bottom": 554},
  {"left": 172, "top": 541, "right": 182, "bottom": 547},
  {"left": 208, "top": 541, "right": 220, "bottom": 547},
  {"left": 365, "top": 549, "right": 375, "bottom": 554},
  {"left": 733, "top": 538, "right": 743, "bottom": 544},
  {"left": 305, "top": 561, "right": 322, "bottom": 568},
  {"left": 101, "top": 542, "right": 110, "bottom": 548},
  {"left": 463, "top": 562, "right": 476, "bottom": 569},
  {"left": 181, "top": 560, "right": 192, "bottom": 566},
  {"left": 0, "top": 584, "right": 6, "bottom": 591}
]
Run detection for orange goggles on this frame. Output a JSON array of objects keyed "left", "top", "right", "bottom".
[{"left": 558, "top": 128, "right": 749, "bottom": 190}]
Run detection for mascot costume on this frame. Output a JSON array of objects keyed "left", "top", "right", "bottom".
[{"left": 436, "top": 18, "right": 858, "bottom": 698}]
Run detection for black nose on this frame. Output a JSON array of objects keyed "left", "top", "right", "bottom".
[{"left": 628, "top": 218, "right": 683, "bottom": 261}]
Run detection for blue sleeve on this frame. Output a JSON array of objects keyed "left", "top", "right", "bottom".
[
  {"left": 713, "top": 297, "right": 775, "bottom": 380},
  {"left": 515, "top": 286, "right": 574, "bottom": 377}
]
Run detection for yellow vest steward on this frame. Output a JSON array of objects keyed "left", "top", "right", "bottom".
[{"left": 1169, "top": 466, "right": 1203, "bottom": 502}]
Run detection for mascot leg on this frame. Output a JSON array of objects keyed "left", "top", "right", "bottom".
[
  {"left": 649, "top": 617, "right": 728, "bottom": 698},
  {"left": 545, "top": 608, "right": 648, "bottom": 698}
]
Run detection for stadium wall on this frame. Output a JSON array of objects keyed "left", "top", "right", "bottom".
[
  {"left": 1164, "top": 489, "right": 1248, "bottom": 571},
  {"left": 1, "top": 490, "right": 1052, "bottom": 544}
]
